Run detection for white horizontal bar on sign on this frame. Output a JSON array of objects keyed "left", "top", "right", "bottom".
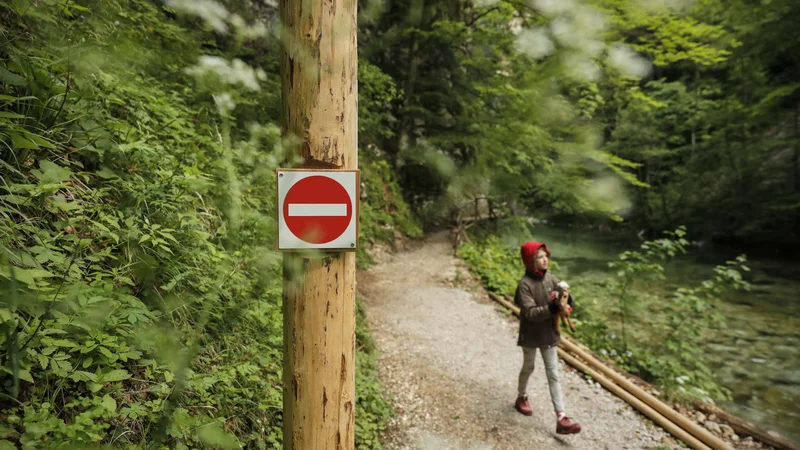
[{"left": 287, "top": 203, "right": 348, "bottom": 217}]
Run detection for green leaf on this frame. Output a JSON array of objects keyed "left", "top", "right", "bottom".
[
  {"left": 0, "top": 194, "right": 28, "bottom": 205},
  {"left": 70, "top": 370, "right": 98, "bottom": 383},
  {"left": 0, "top": 267, "right": 55, "bottom": 287},
  {"left": 0, "top": 111, "right": 26, "bottom": 119},
  {"left": 101, "top": 369, "right": 131, "bottom": 382},
  {"left": 34, "top": 160, "right": 72, "bottom": 184},
  {"left": 159, "top": 231, "right": 179, "bottom": 244},
  {"left": 98, "top": 346, "right": 114, "bottom": 358},
  {"left": 0, "top": 440, "right": 17, "bottom": 450},
  {"left": 0, "top": 94, "right": 37, "bottom": 102},
  {"left": 37, "top": 354, "right": 49, "bottom": 370},
  {"left": 102, "top": 394, "right": 117, "bottom": 413},
  {"left": 0, "top": 424, "right": 15, "bottom": 438},
  {"left": 49, "top": 196, "right": 81, "bottom": 212},
  {"left": 119, "top": 351, "right": 142, "bottom": 362},
  {"left": 0, "top": 67, "right": 27, "bottom": 86},
  {"left": 196, "top": 422, "right": 241, "bottom": 450},
  {"left": 9, "top": 132, "right": 37, "bottom": 149},
  {"left": 48, "top": 339, "right": 77, "bottom": 348},
  {"left": 17, "top": 369, "right": 33, "bottom": 383},
  {"left": 95, "top": 167, "right": 119, "bottom": 179},
  {"left": 26, "top": 132, "right": 56, "bottom": 149}
]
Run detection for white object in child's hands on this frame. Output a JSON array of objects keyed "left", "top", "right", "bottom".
[{"left": 557, "top": 281, "right": 569, "bottom": 290}]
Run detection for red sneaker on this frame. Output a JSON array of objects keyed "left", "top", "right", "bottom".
[
  {"left": 514, "top": 395, "right": 533, "bottom": 416},
  {"left": 557, "top": 415, "right": 581, "bottom": 434}
]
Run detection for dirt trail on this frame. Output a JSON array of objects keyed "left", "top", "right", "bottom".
[{"left": 358, "top": 231, "right": 677, "bottom": 450}]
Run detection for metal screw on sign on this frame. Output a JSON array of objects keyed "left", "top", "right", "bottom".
[
  {"left": 351, "top": 243, "right": 355, "bottom": 248},
  {"left": 279, "top": 173, "right": 284, "bottom": 178}
]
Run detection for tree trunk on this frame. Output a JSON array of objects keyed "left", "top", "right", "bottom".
[
  {"left": 691, "top": 64, "right": 698, "bottom": 156},
  {"left": 660, "top": 186, "right": 672, "bottom": 229},
  {"left": 395, "top": 0, "right": 426, "bottom": 163},
  {"left": 794, "top": 104, "right": 799, "bottom": 192},
  {"left": 643, "top": 161, "right": 654, "bottom": 224},
  {"left": 280, "top": 0, "right": 358, "bottom": 446},
  {"left": 724, "top": 128, "right": 740, "bottom": 182}
]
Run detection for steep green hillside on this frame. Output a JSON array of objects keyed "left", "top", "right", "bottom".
[{"left": 0, "top": 1, "right": 413, "bottom": 448}]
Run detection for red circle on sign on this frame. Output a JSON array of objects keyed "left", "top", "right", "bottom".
[{"left": 283, "top": 175, "right": 353, "bottom": 244}]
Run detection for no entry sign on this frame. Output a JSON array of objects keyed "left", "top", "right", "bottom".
[{"left": 277, "top": 169, "right": 359, "bottom": 251}]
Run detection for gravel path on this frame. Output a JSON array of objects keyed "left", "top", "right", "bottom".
[{"left": 358, "top": 231, "right": 679, "bottom": 450}]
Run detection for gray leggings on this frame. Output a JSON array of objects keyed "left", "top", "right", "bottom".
[{"left": 518, "top": 346, "right": 565, "bottom": 414}]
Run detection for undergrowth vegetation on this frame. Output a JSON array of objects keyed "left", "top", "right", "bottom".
[{"left": 0, "top": 1, "right": 413, "bottom": 448}]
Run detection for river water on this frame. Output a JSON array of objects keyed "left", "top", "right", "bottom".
[{"left": 504, "top": 224, "right": 800, "bottom": 445}]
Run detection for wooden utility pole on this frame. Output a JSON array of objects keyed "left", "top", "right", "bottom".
[{"left": 280, "top": 0, "right": 358, "bottom": 447}]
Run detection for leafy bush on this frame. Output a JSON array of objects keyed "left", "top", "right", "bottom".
[
  {"left": 355, "top": 299, "right": 393, "bottom": 449},
  {"left": 358, "top": 159, "right": 423, "bottom": 268},
  {"left": 456, "top": 236, "right": 520, "bottom": 296},
  {"left": 1, "top": 1, "right": 403, "bottom": 448}
]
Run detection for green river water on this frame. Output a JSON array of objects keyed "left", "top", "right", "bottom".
[{"left": 515, "top": 224, "right": 800, "bottom": 445}]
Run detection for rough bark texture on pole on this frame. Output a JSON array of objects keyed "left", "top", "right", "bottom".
[
  {"left": 280, "top": 0, "right": 357, "bottom": 447},
  {"left": 281, "top": 0, "right": 358, "bottom": 170},
  {"left": 282, "top": 256, "right": 356, "bottom": 450}
]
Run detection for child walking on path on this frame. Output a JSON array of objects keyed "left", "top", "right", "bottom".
[{"left": 513, "top": 241, "right": 582, "bottom": 435}]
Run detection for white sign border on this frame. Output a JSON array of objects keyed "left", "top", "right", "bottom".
[{"left": 276, "top": 169, "right": 360, "bottom": 251}]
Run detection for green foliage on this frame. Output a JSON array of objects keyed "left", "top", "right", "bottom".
[
  {"left": 596, "top": 0, "right": 800, "bottom": 246},
  {"left": 365, "top": 0, "right": 647, "bottom": 222},
  {"left": 5, "top": 0, "right": 797, "bottom": 444},
  {"left": 357, "top": 158, "right": 423, "bottom": 268},
  {"left": 605, "top": 226, "right": 690, "bottom": 349},
  {"left": 574, "top": 229, "right": 750, "bottom": 403},
  {"left": 456, "top": 236, "right": 520, "bottom": 297},
  {"left": 599, "top": 0, "right": 735, "bottom": 68},
  {"left": 650, "top": 254, "right": 750, "bottom": 401},
  {"left": 0, "top": 1, "right": 405, "bottom": 448},
  {"left": 365, "top": 0, "right": 799, "bottom": 247},
  {"left": 354, "top": 298, "right": 393, "bottom": 449},
  {"left": 0, "top": 2, "right": 283, "bottom": 447},
  {"left": 356, "top": 55, "right": 422, "bottom": 269},
  {"left": 357, "top": 61, "right": 400, "bottom": 146}
]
